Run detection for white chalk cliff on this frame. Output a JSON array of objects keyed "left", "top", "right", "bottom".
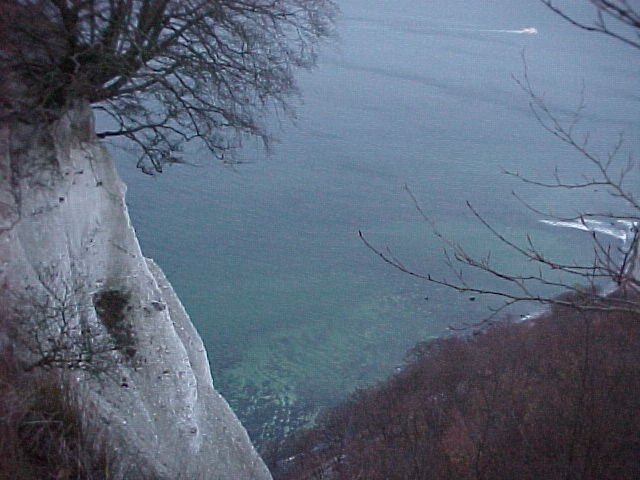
[{"left": 0, "top": 104, "right": 272, "bottom": 479}]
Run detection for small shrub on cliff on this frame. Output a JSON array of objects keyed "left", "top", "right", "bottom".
[
  {"left": 10, "top": 268, "right": 133, "bottom": 374},
  {"left": 0, "top": 348, "right": 110, "bottom": 480}
]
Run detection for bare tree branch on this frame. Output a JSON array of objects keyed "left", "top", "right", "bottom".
[
  {"left": 1, "top": 0, "right": 337, "bottom": 172},
  {"left": 540, "top": 1, "right": 640, "bottom": 50},
  {"left": 360, "top": 54, "right": 640, "bottom": 327}
]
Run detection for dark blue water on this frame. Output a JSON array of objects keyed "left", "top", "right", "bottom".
[{"left": 114, "top": 0, "right": 640, "bottom": 446}]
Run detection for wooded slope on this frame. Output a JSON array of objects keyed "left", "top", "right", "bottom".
[{"left": 267, "top": 292, "right": 640, "bottom": 480}]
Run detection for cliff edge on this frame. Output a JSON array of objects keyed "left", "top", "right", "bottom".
[{"left": 0, "top": 104, "right": 272, "bottom": 479}]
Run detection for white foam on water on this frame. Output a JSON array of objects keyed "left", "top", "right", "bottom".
[{"left": 540, "top": 218, "right": 635, "bottom": 243}]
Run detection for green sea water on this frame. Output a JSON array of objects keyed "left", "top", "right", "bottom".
[{"left": 113, "top": 0, "right": 640, "bottom": 448}]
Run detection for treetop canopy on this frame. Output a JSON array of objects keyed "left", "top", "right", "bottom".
[{"left": 1, "top": 0, "right": 337, "bottom": 172}]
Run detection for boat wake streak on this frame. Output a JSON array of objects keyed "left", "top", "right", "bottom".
[
  {"left": 452, "top": 26, "right": 538, "bottom": 34},
  {"left": 514, "top": 218, "right": 636, "bottom": 323},
  {"left": 540, "top": 218, "right": 636, "bottom": 244}
]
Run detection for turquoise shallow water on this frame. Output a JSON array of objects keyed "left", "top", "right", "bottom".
[{"left": 113, "top": 0, "right": 640, "bottom": 447}]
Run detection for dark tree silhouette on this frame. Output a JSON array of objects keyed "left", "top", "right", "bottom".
[{"left": 0, "top": 0, "right": 337, "bottom": 172}]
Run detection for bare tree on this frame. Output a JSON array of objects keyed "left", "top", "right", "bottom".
[
  {"left": 360, "top": 1, "right": 640, "bottom": 325},
  {"left": 7, "top": 264, "right": 133, "bottom": 376},
  {"left": 0, "top": 0, "right": 337, "bottom": 172}
]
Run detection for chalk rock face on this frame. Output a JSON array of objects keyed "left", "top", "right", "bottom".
[{"left": 0, "top": 105, "right": 272, "bottom": 479}]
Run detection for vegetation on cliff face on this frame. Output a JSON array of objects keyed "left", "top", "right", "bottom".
[
  {"left": 265, "top": 291, "right": 640, "bottom": 480},
  {"left": 0, "top": 342, "right": 111, "bottom": 480}
]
